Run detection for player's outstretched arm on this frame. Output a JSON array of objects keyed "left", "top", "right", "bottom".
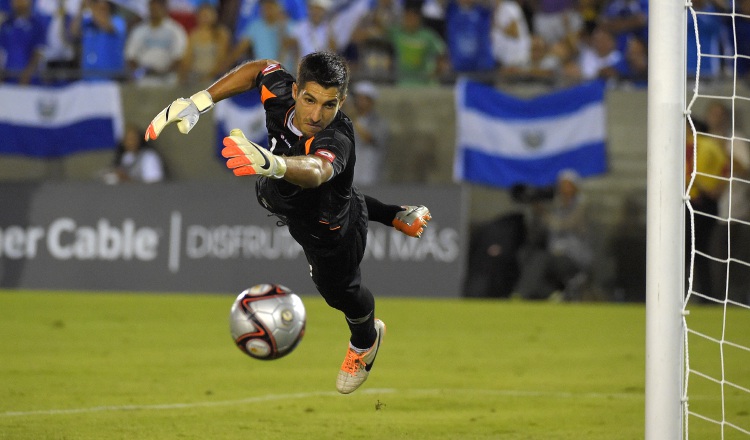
[
  {"left": 204, "top": 59, "right": 277, "bottom": 102},
  {"left": 222, "top": 129, "right": 333, "bottom": 188},
  {"left": 144, "top": 59, "right": 279, "bottom": 141}
]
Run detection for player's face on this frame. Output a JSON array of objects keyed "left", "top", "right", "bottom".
[{"left": 292, "top": 82, "right": 346, "bottom": 138}]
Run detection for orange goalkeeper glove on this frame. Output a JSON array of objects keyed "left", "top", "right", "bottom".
[{"left": 222, "top": 129, "right": 287, "bottom": 179}]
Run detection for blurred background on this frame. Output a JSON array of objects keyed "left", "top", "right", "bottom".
[{"left": 1, "top": 0, "right": 749, "bottom": 302}]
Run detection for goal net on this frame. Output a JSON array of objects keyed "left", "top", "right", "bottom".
[
  {"left": 647, "top": 0, "right": 750, "bottom": 438},
  {"left": 681, "top": 1, "right": 750, "bottom": 439}
]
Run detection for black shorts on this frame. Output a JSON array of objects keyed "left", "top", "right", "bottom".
[{"left": 293, "top": 190, "right": 368, "bottom": 296}]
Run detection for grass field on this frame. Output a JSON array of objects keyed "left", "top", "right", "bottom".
[{"left": 0, "top": 290, "right": 747, "bottom": 440}]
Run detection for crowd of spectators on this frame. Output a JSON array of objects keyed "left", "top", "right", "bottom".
[
  {"left": 4, "top": 0, "right": 743, "bottom": 88},
  {"left": 1, "top": 0, "right": 748, "bottom": 87}
]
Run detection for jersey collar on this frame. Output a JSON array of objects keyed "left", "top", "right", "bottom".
[{"left": 287, "top": 110, "right": 303, "bottom": 137}]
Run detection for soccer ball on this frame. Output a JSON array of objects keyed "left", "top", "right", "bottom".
[{"left": 229, "top": 284, "right": 306, "bottom": 360}]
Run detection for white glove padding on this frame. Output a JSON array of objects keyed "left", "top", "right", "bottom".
[
  {"left": 144, "top": 90, "right": 214, "bottom": 141},
  {"left": 222, "top": 129, "right": 287, "bottom": 178}
]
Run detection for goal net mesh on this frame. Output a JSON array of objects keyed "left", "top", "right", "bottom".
[{"left": 683, "top": 1, "right": 750, "bottom": 438}]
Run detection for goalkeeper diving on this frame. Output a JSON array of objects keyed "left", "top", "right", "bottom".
[{"left": 145, "top": 52, "right": 431, "bottom": 394}]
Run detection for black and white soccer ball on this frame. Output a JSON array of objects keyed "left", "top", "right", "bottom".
[{"left": 229, "top": 284, "right": 306, "bottom": 360}]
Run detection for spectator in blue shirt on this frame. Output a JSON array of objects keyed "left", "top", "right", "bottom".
[
  {"left": 445, "top": 0, "right": 495, "bottom": 75},
  {"left": 230, "top": 0, "right": 307, "bottom": 41},
  {"left": 598, "top": 0, "right": 648, "bottom": 54},
  {"left": 71, "top": 0, "right": 128, "bottom": 80},
  {"left": 732, "top": 0, "right": 750, "bottom": 80},
  {"left": 614, "top": 35, "right": 647, "bottom": 87},
  {"left": 226, "top": 0, "right": 296, "bottom": 69},
  {"left": 0, "top": 0, "right": 47, "bottom": 84},
  {"left": 0, "top": 0, "right": 10, "bottom": 25}
]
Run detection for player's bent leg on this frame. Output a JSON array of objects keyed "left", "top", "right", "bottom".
[
  {"left": 393, "top": 205, "right": 432, "bottom": 238},
  {"left": 337, "top": 318, "right": 386, "bottom": 394}
]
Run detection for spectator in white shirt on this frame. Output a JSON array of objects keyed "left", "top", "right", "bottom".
[
  {"left": 290, "top": 0, "right": 336, "bottom": 60},
  {"left": 125, "top": 0, "right": 188, "bottom": 85},
  {"left": 349, "top": 81, "right": 389, "bottom": 186},
  {"left": 577, "top": 26, "right": 622, "bottom": 81},
  {"left": 491, "top": 0, "right": 530, "bottom": 69}
]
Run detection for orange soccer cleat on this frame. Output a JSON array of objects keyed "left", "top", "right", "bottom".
[
  {"left": 336, "top": 319, "right": 386, "bottom": 394},
  {"left": 392, "top": 205, "right": 432, "bottom": 238}
]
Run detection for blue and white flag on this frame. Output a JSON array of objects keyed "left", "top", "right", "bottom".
[
  {"left": 0, "top": 81, "right": 123, "bottom": 157},
  {"left": 454, "top": 79, "right": 607, "bottom": 188},
  {"left": 214, "top": 90, "right": 268, "bottom": 160}
]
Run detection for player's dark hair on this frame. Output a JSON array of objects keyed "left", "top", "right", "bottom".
[{"left": 297, "top": 51, "right": 350, "bottom": 97}]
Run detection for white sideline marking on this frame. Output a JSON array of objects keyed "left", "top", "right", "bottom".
[{"left": 0, "top": 388, "right": 641, "bottom": 418}]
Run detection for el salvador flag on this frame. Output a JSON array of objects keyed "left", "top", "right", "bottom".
[
  {"left": 0, "top": 81, "right": 123, "bottom": 157},
  {"left": 453, "top": 79, "right": 608, "bottom": 188},
  {"left": 214, "top": 90, "right": 268, "bottom": 161}
]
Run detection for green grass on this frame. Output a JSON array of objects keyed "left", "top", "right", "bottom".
[{"left": 0, "top": 290, "right": 747, "bottom": 439}]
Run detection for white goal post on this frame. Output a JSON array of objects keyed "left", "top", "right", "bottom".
[{"left": 645, "top": 0, "right": 686, "bottom": 438}]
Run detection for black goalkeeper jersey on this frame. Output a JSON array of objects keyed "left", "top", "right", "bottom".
[{"left": 252, "top": 63, "right": 362, "bottom": 248}]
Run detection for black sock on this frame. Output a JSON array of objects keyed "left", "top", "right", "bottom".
[
  {"left": 364, "top": 195, "right": 403, "bottom": 226},
  {"left": 347, "top": 311, "right": 377, "bottom": 349},
  {"left": 345, "top": 285, "right": 377, "bottom": 349}
]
